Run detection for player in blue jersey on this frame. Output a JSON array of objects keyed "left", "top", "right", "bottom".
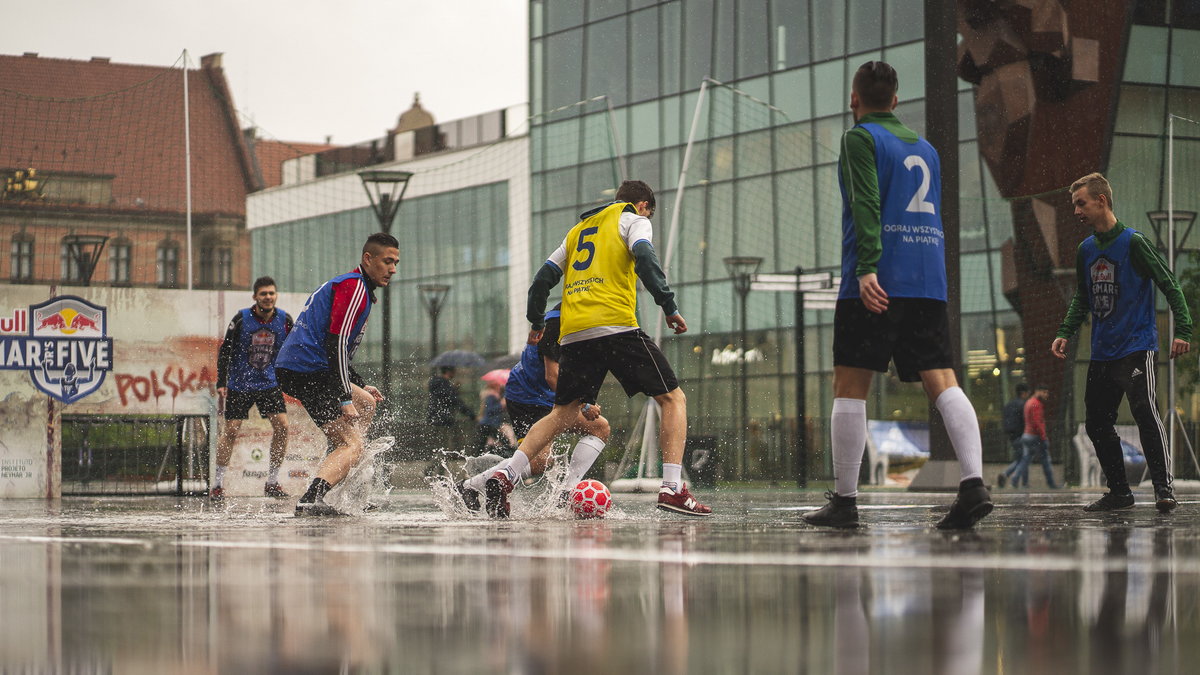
[
  {"left": 804, "top": 61, "right": 992, "bottom": 530},
  {"left": 275, "top": 233, "right": 398, "bottom": 516},
  {"left": 455, "top": 304, "right": 611, "bottom": 514},
  {"left": 1052, "top": 173, "right": 1192, "bottom": 513},
  {"left": 214, "top": 276, "right": 294, "bottom": 501}
]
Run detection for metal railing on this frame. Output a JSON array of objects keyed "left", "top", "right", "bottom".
[{"left": 61, "top": 415, "right": 210, "bottom": 496}]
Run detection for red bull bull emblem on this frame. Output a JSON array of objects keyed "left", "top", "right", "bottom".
[{"left": 1, "top": 295, "right": 113, "bottom": 403}]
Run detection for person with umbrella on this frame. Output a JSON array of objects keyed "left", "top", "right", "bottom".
[
  {"left": 427, "top": 364, "right": 475, "bottom": 455},
  {"left": 456, "top": 304, "right": 611, "bottom": 514}
]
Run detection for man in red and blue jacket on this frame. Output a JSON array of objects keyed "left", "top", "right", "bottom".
[{"left": 276, "top": 232, "right": 399, "bottom": 515}]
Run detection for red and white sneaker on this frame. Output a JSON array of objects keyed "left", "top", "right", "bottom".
[
  {"left": 657, "top": 483, "right": 712, "bottom": 517},
  {"left": 264, "top": 482, "right": 289, "bottom": 499},
  {"left": 209, "top": 486, "right": 225, "bottom": 502},
  {"left": 484, "top": 471, "right": 515, "bottom": 519}
]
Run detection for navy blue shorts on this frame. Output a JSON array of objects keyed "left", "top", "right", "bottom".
[{"left": 223, "top": 386, "right": 286, "bottom": 420}]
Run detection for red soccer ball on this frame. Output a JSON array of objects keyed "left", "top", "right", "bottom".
[{"left": 570, "top": 479, "right": 612, "bottom": 519}]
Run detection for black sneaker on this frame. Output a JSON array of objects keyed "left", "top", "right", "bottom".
[
  {"left": 294, "top": 500, "right": 341, "bottom": 517},
  {"left": 1083, "top": 491, "right": 1135, "bottom": 512},
  {"left": 484, "top": 472, "right": 514, "bottom": 519},
  {"left": 936, "top": 481, "right": 993, "bottom": 530},
  {"left": 996, "top": 472, "right": 1006, "bottom": 489},
  {"left": 803, "top": 491, "right": 859, "bottom": 528},
  {"left": 1155, "top": 487, "right": 1178, "bottom": 514},
  {"left": 456, "top": 480, "right": 481, "bottom": 512}
]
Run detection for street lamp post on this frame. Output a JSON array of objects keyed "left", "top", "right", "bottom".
[
  {"left": 358, "top": 170, "right": 413, "bottom": 398},
  {"left": 1147, "top": 208, "right": 1199, "bottom": 479},
  {"left": 418, "top": 283, "right": 452, "bottom": 364},
  {"left": 724, "top": 255, "right": 763, "bottom": 480}
]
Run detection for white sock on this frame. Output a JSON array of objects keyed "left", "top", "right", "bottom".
[
  {"left": 214, "top": 464, "right": 226, "bottom": 488},
  {"left": 832, "top": 398, "right": 867, "bottom": 498},
  {"left": 267, "top": 465, "right": 280, "bottom": 484},
  {"left": 661, "top": 463, "right": 682, "bottom": 492},
  {"left": 501, "top": 450, "right": 532, "bottom": 483},
  {"left": 466, "top": 457, "right": 507, "bottom": 492},
  {"left": 565, "top": 435, "right": 606, "bottom": 488},
  {"left": 935, "top": 386, "right": 983, "bottom": 482}
]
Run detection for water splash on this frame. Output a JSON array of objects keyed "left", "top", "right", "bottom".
[
  {"left": 324, "top": 436, "right": 395, "bottom": 514},
  {"left": 427, "top": 442, "right": 628, "bottom": 520}
]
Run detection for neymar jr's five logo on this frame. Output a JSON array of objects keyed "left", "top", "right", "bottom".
[
  {"left": 1089, "top": 256, "right": 1118, "bottom": 320},
  {"left": 0, "top": 296, "right": 113, "bottom": 403}
]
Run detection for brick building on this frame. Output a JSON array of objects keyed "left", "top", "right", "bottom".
[{"left": 0, "top": 52, "right": 260, "bottom": 289}]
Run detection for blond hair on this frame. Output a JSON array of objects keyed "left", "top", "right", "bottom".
[{"left": 1070, "top": 172, "right": 1114, "bottom": 209}]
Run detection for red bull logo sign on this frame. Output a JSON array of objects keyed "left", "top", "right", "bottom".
[{"left": 1, "top": 295, "right": 113, "bottom": 403}]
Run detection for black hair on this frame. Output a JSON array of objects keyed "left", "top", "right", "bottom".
[
  {"left": 1015, "top": 382, "right": 1030, "bottom": 395},
  {"left": 363, "top": 232, "right": 400, "bottom": 254},
  {"left": 615, "top": 179, "right": 655, "bottom": 210},
  {"left": 253, "top": 276, "right": 276, "bottom": 293},
  {"left": 853, "top": 60, "right": 898, "bottom": 109}
]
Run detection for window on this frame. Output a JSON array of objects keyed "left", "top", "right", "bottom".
[
  {"left": 218, "top": 248, "right": 233, "bottom": 287},
  {"left": 200, "top": 246, "right": 214, "bottom": 286},
  {"left": 157, "top": 243, "right": 179, "bottom": 287},
  {"left": 201, "top": 245, "right": 233, "bottom": 288},
  {"left": 586, "top": 17, "right": 628, "bottom": 106},
  {"left": 109, "top": 240, "right": 131, "bottom": 284},
  {"left": 10, "top": 235, "right": 32, "bottom": 281},
  {"left": 61, "top": 240, "right": 85, "bottom": 283}
]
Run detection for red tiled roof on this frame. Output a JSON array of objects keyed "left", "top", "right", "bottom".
[
  {"left": 0, "top": 52, "right": 256, "bottom": 216},
  {"left": 251, "top": 138, "right": 338, "bottom": 188}
]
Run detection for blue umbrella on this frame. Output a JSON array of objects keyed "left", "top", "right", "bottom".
[{"left": 430, "top": 349, "right": 486, "bottom": 368}]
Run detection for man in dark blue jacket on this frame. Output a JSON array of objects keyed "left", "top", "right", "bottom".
[{"left": 214, "top": 276, "right": 293, "bottom": 501}]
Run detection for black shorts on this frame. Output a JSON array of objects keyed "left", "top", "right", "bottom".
[
  {"left": 275, "top": 368, "right": 343, "bottom": 428},
  {"left": 507, "top": 400, "right": 552, "bottom": 440},
  {"left": 556, "top": 329, "right": 679, "bottom": 405},
  {"left": 833, "top": 297, "right": 953, "bottom": 382},
  {"left": 224, "top": 387, "right": 286, "bottom": 420}
]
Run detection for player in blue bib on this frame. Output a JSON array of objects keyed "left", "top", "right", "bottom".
[
  {"left": 276, "top": 233, "right": 397, "bottom": 516},
  {"left": 214, "top": 276, "right": 293, "bottom": 500},
  {"left": 806, "top": 60, "right": 992, "bottom": 530},
  {"left": 1052, "top": 172, "right": 1192, "bottom": 513},
  {"left": 454, "top": 304, "right": 611, "bottom": 514}
]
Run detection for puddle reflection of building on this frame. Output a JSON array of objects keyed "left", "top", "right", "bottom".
[
  {"left": 1080, "top": 527, "right": 1173, "bottom": 675},
  {"left": 862, "top": 537, "right": 985, "bottom": 675}
]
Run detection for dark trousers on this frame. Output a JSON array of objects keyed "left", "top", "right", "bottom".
[{"left": 1084, "top": 351, "right": 1172, "bottom": 493}]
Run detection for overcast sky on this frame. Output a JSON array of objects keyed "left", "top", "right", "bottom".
[{"left": 0, "top": 0, "right": 528, "bottom": 145}]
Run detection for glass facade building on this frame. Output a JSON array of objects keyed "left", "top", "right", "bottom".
[
  {"left": 531, "top": 0, "right": 989, "bottom": 480},
  {"left": 248, "top": 108, "right": 531, "bottom": 443},
  {"left": 528, "top": 0, "right": 1200, "bottom": 480}
]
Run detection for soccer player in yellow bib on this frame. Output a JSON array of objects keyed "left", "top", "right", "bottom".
[{"left": 480, "top": 179, "right": 711, "bottom": 517}]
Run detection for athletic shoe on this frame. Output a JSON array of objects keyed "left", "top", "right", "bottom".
[
  {"left": 209, "top": 486, "right": 225, "bottom": 502},
  {"left": 803, "top": 491, "right": 859, "bottom": 528},
  {"left": 996, "top": 472, "right": 1007, "bottom": 489},
  {"left": 1155, "top": 487, "right": 1178, "bottom": 514},
  {"left": 555, "top": 490, "right": 572, "bottom": 509},
  {"left": 936, "top": 480, "right": 993, "bottom": 530},
  {"left": 484, "top": 472, "right": 514, "bottom": 519},
  {"left": 456, "top": 480, "right": 481, "bottom": 512},
  {"left": 294, "top": 500, "right": 341, "bottom": 517},
  {"left": 1082, "top": 491, "right": 1135, "bottom": 512},
  {"left": 656, "top": 484, "right": 712, "bottom": 516},
  {"left": 264, "top": 482, "right": 288, "bottom": 499}
]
